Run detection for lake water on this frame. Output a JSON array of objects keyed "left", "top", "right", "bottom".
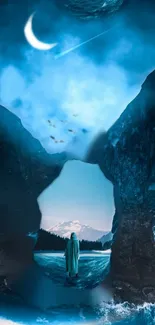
[
  {"left": 0, "top": 251, "right": 155, "bottom": 325},
  {"left": 34, "top": 250, "right": 111, "bottom": 288}
]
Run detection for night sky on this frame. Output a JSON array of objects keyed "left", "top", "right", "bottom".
[{"left": 1, "top": 0, "right": 155, "bottom": 230}]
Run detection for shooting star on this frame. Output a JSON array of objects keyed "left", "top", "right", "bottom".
[{"left": 55, "top": 25, "right": 117, "bottom": 59}]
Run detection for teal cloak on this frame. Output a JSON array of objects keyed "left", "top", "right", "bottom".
[{"left": 65, "top": 234, "right": 80, "bottom": 275}]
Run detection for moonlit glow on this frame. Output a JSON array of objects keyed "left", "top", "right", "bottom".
[{"left": 24, "top": 13, "right": 57, "bottom": 51}]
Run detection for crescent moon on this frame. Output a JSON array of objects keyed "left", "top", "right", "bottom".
[{"left": 24, "top": 13, "right": 57, "bottom": 51}]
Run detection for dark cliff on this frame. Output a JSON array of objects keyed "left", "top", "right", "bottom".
[
  {"left": 0, "top": 105, "right": 70, "bottom": 280},
  {"left": 87, "top": 70, "right": 155, "bottom": 303}
]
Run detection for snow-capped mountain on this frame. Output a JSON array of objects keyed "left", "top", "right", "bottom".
[
  {"left": 48, "top": 220, "right": 108, "bottom": 241},
  {"left": 98, "top": 232, "right": 113, "bottom": 245}
]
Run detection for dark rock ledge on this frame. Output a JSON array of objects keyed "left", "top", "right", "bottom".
[{"left": 87, "top": 70, "right": 155, "bottom": 303}]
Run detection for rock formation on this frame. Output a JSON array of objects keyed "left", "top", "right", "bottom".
[
  {"left": 1, "top": 70, "right": 155, "bottom": 306},
  {"left": 0, "top": 104, "right": 111, "bottom": 309},
  {"left": 0, "top": 104, "right": 71, "bottom": 282},
  {"left": 87, "top": 70, "right": 155, "bottom": 303}
]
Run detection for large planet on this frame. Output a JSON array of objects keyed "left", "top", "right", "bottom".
[{"left": 58, "top": 0, "right": 125, "bottom": 20}]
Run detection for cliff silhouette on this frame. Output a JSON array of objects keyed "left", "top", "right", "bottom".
[{"left": 87, "top": 70, "right": 155, "bottom": 303}]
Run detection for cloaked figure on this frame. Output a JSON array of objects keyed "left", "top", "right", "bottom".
[{"left": 65, "top": 232, "right": 80, "bottom": 278}]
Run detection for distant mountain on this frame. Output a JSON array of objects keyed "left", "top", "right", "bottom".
[
  {"left": 48, "top": 220, "right": 108, "bottom": 241},
  {"left": 98, "top": 232, "right": 113, "bottom": 245},
  {"left": 34, "top": 229, "right": 103, "bottom": 251}
]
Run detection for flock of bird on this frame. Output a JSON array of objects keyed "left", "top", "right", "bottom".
[{"left": 47, "top": 114, "right": 79, "bottom": 144}]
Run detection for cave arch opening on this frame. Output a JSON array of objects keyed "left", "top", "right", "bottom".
[{"left": 38, "top": 160, "right": 115, "bottom": 242}]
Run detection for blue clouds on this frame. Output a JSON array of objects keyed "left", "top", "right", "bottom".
[
  {"left": 1, "top": 2, "right": 154, "bottom": 160},
  {"left": 0, "top": 49, "right": 139, "bottom": 159}
]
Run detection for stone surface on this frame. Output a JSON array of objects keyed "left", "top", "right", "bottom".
[
  {"left": 87, "top": 70, "right": 155, "bottom": 303},
  {"left": 0, "top": 105, "right": 71, "bottom": 281}
]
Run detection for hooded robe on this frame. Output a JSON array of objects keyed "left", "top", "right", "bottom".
[{"left": 65, "top": 233, "right": 79, "bottom": 276}]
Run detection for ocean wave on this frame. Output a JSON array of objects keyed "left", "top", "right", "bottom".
[
  {"left": 1, "top": 302, "right": 155, "bottom": 325},
  {"left": 96, "top": 301, "right": 155, "bottom": 324}
]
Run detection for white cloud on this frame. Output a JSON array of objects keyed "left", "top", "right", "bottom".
[
  {"left": 0, "top": 319, "right": 24, "bottom": 325},
  {"left": 0, "top": 21, "right": 149, "bottom": 159}
]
